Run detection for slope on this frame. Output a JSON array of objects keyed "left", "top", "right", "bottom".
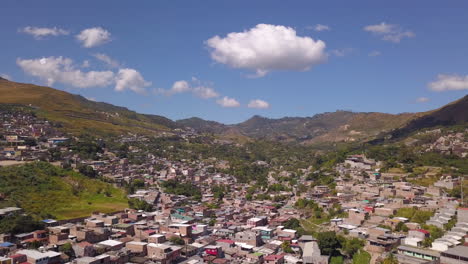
[{"left": 0, "top": 79, "right": 176, "bottom": 136}]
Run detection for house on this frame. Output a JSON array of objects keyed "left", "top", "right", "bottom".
[
  {"left": 126, "top": 241, "right": 148, "bottom": 254},
  {"left": 147, "top": 243, "right": 181, "bottom": 264},
  {"left": 440, "top": 245, "right": 468, "bottom": 264},
  {"left": 397, "top": 245, "right": 440, "bottom": 264},
  {"left": 234, "top": 231, "right": 262, "bottom": 247},
  {"left": 302, "top": 241, "right": 328, "bottom": 264},
  {"left": 16, "top": 249, "right": 62, "bottom": 264},
  {"left": 265, "top": 254, "right": 284, "bottom": 264}
]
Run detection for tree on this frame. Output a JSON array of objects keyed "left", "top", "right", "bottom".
[
  {"left": 382, "top": 254, "right": 398, "bottom": 264},
  {"left": 283, "top": 218, "right": 301, "bottom": 230},
  {"left": 78, "top": 165, "right": 97, "bottom": 178},
  {"left": 169, "top": 236, "right": 185, "bottom": 245},
  {"left": 395, "top": 222, "right": 409, "bottom": 232},
  {"left": 59, "top": 243, "right": 73, "bottom": 257},
  {"left": 128, "top": 198, "right": 152, "bottom": 211},
  {"left": 281, "top": 241, "right": 294, "bottom": 254},
  {"left": 330, "top": 256, "right": 344, "bottom": 264},
  {"left": 342, "top": 238, "right": 365, "bottom": 257},
  {"left": 317, "top": 231, "right": 342, "bottom": 256}
]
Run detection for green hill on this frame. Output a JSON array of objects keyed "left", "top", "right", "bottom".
[
  {"left": 0, "top": 162, "right": 128, "bottom": 220},
  {"left": 0, "top": 78, "right": 176, "bottom": 136}
]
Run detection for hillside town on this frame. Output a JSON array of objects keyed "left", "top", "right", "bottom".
[{"left": 1, "top": 108, "right": 468, "bottom": 264}]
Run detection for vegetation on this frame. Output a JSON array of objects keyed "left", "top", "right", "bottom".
[
  {"left": 161, "top": 179, "right": 202, "bottom": 200},
  {"left": 0, "top": 214, "right": 45, "bottom": 235},
  {"left": 352, "top": 250, "right": 371, "bottom": 264},
  {"left": 128, "top": 198, "right": 152, "bottom": 211},
  {"left": 0, "top": 162, "right": 128, "bottom": 219},
  {"left": 169, "top": 236, "right": 185, "bottom": 245},
  {"left": 395, "top": 207, "right": 434, "bottom": 224}
]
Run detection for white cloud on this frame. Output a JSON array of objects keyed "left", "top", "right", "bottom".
[
  {"left": 330, "top": 48, "right": 353, "bottom": 57},
  {"left": 216, "top": 96, "right": 240, "bottom": 108},
  {"left": 93, "top": 53, "right": 120, "bottom": 68},
  {"left": 86, "top": 97, "right": 97, "bottom": 102},
  {"left": 155, "top": 80, "right": 192, "bottom": 96},
  {"left": 0, "top": 73, "right": 11, "bottom": 80},
  {"left": 206, "top": 24, "right": 327, "bottom": 77},
  {"left": 364, "top": 22, "right": 414, "bottom": 43},
  {"left": 156, "top": 79, "right": 219, "bottom": 99},
  {"left": 81, "top": 60, "right": 91, "bottom": 68},
  {"left": 248, "top": 99, "right": 270, "bottom": 109},
  {"left": 428, "top": 74, "right": 468, "bottom": 91},
  {"left": 115, "top": 68, "right": 151, "bottom": 94},
  {"left": 313, "top": 24, "right": 330, "bottom": 32},
  {"left": 17, "top": 56, "right": 114, "bottom": 88},
  {"left": 368, "top": 51, "right": 381, "bottom": 57},
  {"left": 76, "top": 27, "right": 111, "bottom": 48},
  {"left": 193, "top": 86, "right": 219, "bottom": 99},
  {"left": 416, "top": 97, "right": 429, "bottom": 103},
  {"left": 20, "top": 26, "right": 69, "bottom": 39}
]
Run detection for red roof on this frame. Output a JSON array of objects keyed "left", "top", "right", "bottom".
[
  {"left": 217, "top": 239, "right": 235, "bottom": 244},
  {"left": 10, "top": 254, "right": 26, "bottom": 259},
  {"left": 414, "top": 229, "right": 430, "bottom": 235},
  {"left": 265, "top": 255, "right": 284, "bottom": 261}
]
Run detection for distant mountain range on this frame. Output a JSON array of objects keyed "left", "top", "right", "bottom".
[{"left": 1, "top": 78, "right": 467, "bottom": 144}]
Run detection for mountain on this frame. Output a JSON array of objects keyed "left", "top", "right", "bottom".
[
  {"left": 0, "top": 78, "right": 177, "bottom": 136},
  {"left": 1, "top": 78, "right": 466, "bottom": 144},
  {"left": 180, "top": 112, "right": 419, "bottom": 144},
  {"left": 388, "top": 95, "right": 468, "bottom": 140}
]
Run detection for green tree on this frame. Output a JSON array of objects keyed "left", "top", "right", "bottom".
[
  {"left": 317, "top": 231, "right": 342, "bottom": 256},
  {"left": 169, "top": 236, "right": 185, "bottom": 245},
  {"left": 382, "top": 254, "right": 398, "bottom": 264}
]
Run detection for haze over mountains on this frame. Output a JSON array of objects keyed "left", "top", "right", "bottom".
[{"left": 1, "top": 78, "right": 467, "bottom": 145}]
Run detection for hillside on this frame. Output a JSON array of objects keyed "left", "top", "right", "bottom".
[
  {"left": 0, "top": 162, "right": 128, "bottom": 220},
  {"left": 179, "top": 111, "right": 419, "bottom": 144},
  {"left": 1, "top": 78, "right": 467, "bottom": 145},
  {"left": 0, "top": 78, "right": 176, "bottom": 136},
  {"left": 389, "top": 95, "right": 468, "bottom": 139}
]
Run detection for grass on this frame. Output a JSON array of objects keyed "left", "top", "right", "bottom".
[
  {"left": 353, "top": 250, "right": 371, "bottom": 264},
  {"left": 0, "top": 162, "right": 128, "bottom": 220},
  {"left": 0, "top": 80, "right": 172, "bottom": 136}
]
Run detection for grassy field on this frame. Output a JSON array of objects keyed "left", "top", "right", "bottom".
[{"left": 0, "top": 162, "right": 128, "bottom": 220}]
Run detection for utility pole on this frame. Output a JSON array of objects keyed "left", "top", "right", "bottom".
[{"left": 461, "top": 175, "right": 465, "bottom": 207}]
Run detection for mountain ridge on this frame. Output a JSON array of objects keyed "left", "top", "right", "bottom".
[{"left": 1, "top": 78, "right": 467, "bottom": 144}]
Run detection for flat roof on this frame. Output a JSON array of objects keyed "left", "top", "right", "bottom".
[
  {"left": 398, "top": 245, "right": 440, "bottom": 257},
  {"left": 442, "top": 245, "right": 468, "bottom": 258}
]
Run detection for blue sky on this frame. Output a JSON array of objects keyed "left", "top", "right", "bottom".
[{"left": 1, "top": 0, "right": 467, "bottom": 124}]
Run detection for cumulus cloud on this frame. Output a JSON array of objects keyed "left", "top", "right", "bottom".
[
  {"left": 193, "top": 86, "right": 219, "bottom": 99},
  {"left": 416, "top": 97, "right": 429, "bottom": 103},
  {"left": 93, "top": 53, "right": 120, "bottom": 68},
  {"left": 17, "top": 56, "right": 115, "bottom": 88},
  {"left": 368, "top": 50, "right": 382, "bottom": 57},
  {"left": 16, "top": 56, "right": 150, "bottom": 94},
  {"left": 313, "top": 24, "right": 331, "bottom": 32},
  {"left": 76, "top": 27, "right": 111, "bottom": 48},
  {"left": 115, "top": 68, "right": 151, "bottom": 94},
  {"left": 206, "top": 24, "right": 327, "bottom": 77},
  {"left": 364, "top": 22, "right": 414, "bottom": 43},
  {"left": 248, "top": 99, "right": 270, "bottom": 109},
  {"left": 428, "top": 74, "right": 468, "bottom": 91},
  {"left": 156, "top": 79, "right": 219, "bottom": 99},
  {"left": 216, "top": 96, "right": 240, "bottom": 108},
  {"left": 20, "top": 26, "right": 69, "bottom": 39}
]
